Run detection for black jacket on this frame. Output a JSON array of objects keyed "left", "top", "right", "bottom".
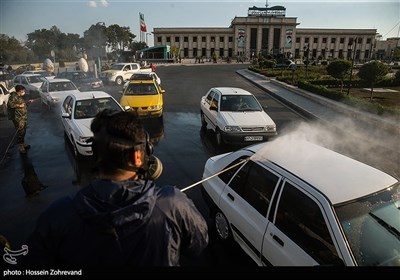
[{"left": 23, "top": 179, "right": 208, "bottom": 267}]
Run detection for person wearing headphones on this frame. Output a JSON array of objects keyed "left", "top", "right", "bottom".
[{"left": 22, "top": 109, "right": 208, "bottom": 267}]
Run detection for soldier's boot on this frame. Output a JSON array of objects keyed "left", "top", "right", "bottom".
[
  {"left": 19, "top": 144, "right": 27, "bottom": 154},
  {"left": 23, "top": 144, "right": 31, "bottom": 150}
]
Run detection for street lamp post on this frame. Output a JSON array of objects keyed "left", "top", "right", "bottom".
[
  {"left": 96, "top": 22, "right": 106, "bottom": 78},
  {"left": 347, "top": 37, "right": 357, "bottom": 96},
  {"left": 304, "top": 44, "right": 309, "bottom": 80}
]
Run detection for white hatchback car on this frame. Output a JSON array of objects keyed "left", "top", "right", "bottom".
[
  {"left": 200, "top": 87, "right": 277, "bottom": 146},
  {"left": 201, "top": 137, "right": 399, "bottom": 266},
  {"left": 39, "top": 78, "right": 80, "bottom": 110},
  {"left": 60, "top": 91, "right": 125, "bottom": 157}
]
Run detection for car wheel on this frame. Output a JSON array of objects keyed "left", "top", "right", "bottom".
[
  {"left": 216, "top": 128, "right": 223, "bottom": 147},
  {"left": 213, "top": 209, "right": 233, "bottom": 243},
  {"left": 200, "top": 111, "right": 207, "bottom": 127},
  {"left": 115, "top": 77, "right": 123, "bottom": 86}
]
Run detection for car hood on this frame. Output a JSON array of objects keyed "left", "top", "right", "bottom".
[
  {"left": 49, "top": 89, "right": 80, "bottom": 99},
  {"left": 120, "top": 94, "right": 162, "bottom": 108},
  {"left": 30, "top": 82, "right": 44, "bottom": 89},
  {"left": 77, "top": 77, "right": 101, "bottom": 83},
  {"left": 75, "top": 118, "right": 94, "bottom": 137},
  {"left": 220, "top": 111, "right": 276, "bottom": 126},
  {"left": 102, "top": 69, "right": 117, "bottom": 75}
]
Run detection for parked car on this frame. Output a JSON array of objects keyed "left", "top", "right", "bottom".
[
  {"left": 0, "top": 82, "right": 13, "bottom": 116},
  {"left": 100, "top": 63, "right": 152, "bottom": 85},
  {"left": 201, "top": 137, "right": 400, "bottom": 266},
  {"left": 56, "top": 71, "right": 103, "bottom": 91},
  {"left": 61, "top": 91, "right": 125, "bottom": 157},
  {"left": 122, "top": 72, "right": 161, "bottom": 91},
  {"left": 39, "top": 78, "right": 80, "bottom": 110},
  {"left": 200, "top": 87, "right": 277, "bottom": 146},
  {"left": 120, "top": 79, "right": 165, "bottom": 118},
  {"left": 11, "top": 74, "right": 45, "bottom": 98}
]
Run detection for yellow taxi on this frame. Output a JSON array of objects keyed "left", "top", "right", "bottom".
[{"left": 120, "top": 79, "right": 165, "bottom": 118}]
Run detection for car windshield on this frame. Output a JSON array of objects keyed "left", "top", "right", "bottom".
[
  {"left": 219, "top": 95, "right": 262, "bottom": 112},
  {"left": 110, "top": 64, "right": 124, "bottom": 70},
  {"left": 27, "top": 76, "right": 44, "bottom": 83},
  {"left": 49, "top": 82, "right": 77, "bottom": 92},
  {"left": 334, "top": 183, "right": 400, "bottom": 266},
  {"left": 125, "top": 83, "right": 158, "bottom": 96},
  {"left": 130, "top": 73, "right": 153, "bottom": 80},
  {"left": 74, "top": 97, "right": 122, "bottom": 119}
]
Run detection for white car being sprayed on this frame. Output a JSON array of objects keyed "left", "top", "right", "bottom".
[
  {"left": 60, "top": 91, "right": 125, "bottom": 157},
  {"left": 201, "top": 137, "right": 400, "bottom": 266}
]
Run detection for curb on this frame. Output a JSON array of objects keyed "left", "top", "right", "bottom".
[{"left": 237, "top": 69, "right": 400, "bottom": 134}]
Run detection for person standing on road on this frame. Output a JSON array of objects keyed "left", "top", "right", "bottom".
[
  {"left": 7, "top": 85, "right": 33, "bottom": 154},
  {"left": 22, "top": 109, "right": 208, "bottom": 267},
  {"left": 150, "top": 63, "right": 156, "bottom": 72}
]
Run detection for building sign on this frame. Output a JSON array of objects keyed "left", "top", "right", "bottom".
[
  {"left": 285, "top": 29, "right": 293, "bottom": 49},
  {"left": 248, "top": 5, "right": 286, "bottom": 17},
  {"left": 238, "top": 28, "right": 245, "bottom": 48}
]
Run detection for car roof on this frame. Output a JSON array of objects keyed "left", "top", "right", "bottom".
[
  {"left": 212, "top": 87, "right": 253, "bottom": 96},
  {"left": 247, "top": 139, "right": 398, "bottom": 205},
  {"left": 69, "top": 91, "right": 113, "bottom": 101},
  {"left": 14, "top": 73, "right": 42, "bottom": 77},
  {"left": 130, "top": 73, "right": 156, "bottom": 80},
  {"left": 128, "top": 79, "right": 155, "bottom": 84},
  {"left": 48, "top": 78, "right": 73, "bottom": 83}
]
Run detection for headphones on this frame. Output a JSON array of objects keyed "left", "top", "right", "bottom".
[{"left": 92, "top": 127, "right": 162, "bottom": 181}]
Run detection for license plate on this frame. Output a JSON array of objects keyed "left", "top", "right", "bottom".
[{"left": 244, "top": 136, "right": 263, "bottom": 141}]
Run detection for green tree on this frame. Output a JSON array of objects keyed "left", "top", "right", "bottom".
[
  {"left": 326, "top": 60, "right": 352, "bottom": 93},
  {"left": 83, "top": 23, "right": 108, "bottom": 57},
  {"left": 357, "top": 61, "right": 389, "bottom": 100},
  {"left": 106, "top": 24, "right": 135, "bottom": 53},
  {"left": 393, "top": 47, "right": 400, "bottom": 61},
  {"left": 0, "top": 34, "right": 36, "bottom": 64},
  {"left": 170, "top": 46, "right": 180, "bottom": 61},
  {"left": 25, "top": 26, "right": 81, "bottom": 62}
]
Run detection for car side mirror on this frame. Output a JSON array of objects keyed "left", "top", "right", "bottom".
[
  {"left": 210, "top": 103, "right": 218, "bottom": 111},
  {"left": 161, "top": 89, "right": 165, "bottom": 94},
  {"left": 262, "top": 105, "right": 268, "bottom": 110},
  {"left": 123, "top": 105, "right": 131, "bottom": 111},
  {"left": 61, "top": 112, "right": 71, "bottom": 119}
]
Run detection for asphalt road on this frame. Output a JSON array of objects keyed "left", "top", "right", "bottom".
[{"left": 0, "top": 64, "right": 307, "bottom": 268}]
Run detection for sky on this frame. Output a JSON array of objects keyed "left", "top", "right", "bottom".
[{"left": 0, "top": 0, "right": 399, "bottom": 47}]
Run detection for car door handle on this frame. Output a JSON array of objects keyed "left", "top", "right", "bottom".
[
  {"left": 227, "top": 193, "right": 235, "bottom": 201},
  {"left": 272, "top": 234, "right": 284, "bottom": 247}
]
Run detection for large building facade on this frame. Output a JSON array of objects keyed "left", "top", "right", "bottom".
[{"left": 153, "top": 5, "right": 379, "bottom": 62}]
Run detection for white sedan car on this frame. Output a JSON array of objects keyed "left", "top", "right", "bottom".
[
  {"left": 200, "top": 87, "right": 277, "bottom": 146},
  {"left": 39, "top": 78, "right": 80, "bottom": 110},
  {"left": 60, "top": 91, "right": 125, "bottom": 157},
  {"left": 12, "top": 74, "right": 45, "bottom": 98},
  {"left": 201, "top": 138, "right": 400, "bottom": 266}
]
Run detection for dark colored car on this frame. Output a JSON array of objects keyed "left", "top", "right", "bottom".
[{"left": 56, "top": 71, "right": 103, "bottom": 91}]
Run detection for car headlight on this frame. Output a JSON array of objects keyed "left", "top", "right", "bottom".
[
  {"left": 224, "top": 126, "right": 241, "bottom": 132},
  {"left": 148, "top": 105, "right": 161, "bottom": 110},
  {"left": 78, "top": 136, "right": 91, "bottom": 143},
  {"left": 111, "top": 72, "right": 117, "bottom": 76},
  {"left": 266, "top": 125, "right": 276, "bottom": 132}
]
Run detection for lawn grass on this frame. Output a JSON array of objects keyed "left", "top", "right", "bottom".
[{"left": 346, "top": 87, "right": 400, "bottom": 110}]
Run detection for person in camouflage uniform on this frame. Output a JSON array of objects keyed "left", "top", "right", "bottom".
[{"left": 7, "top": 85, "right": 33, "bottom": 154}]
